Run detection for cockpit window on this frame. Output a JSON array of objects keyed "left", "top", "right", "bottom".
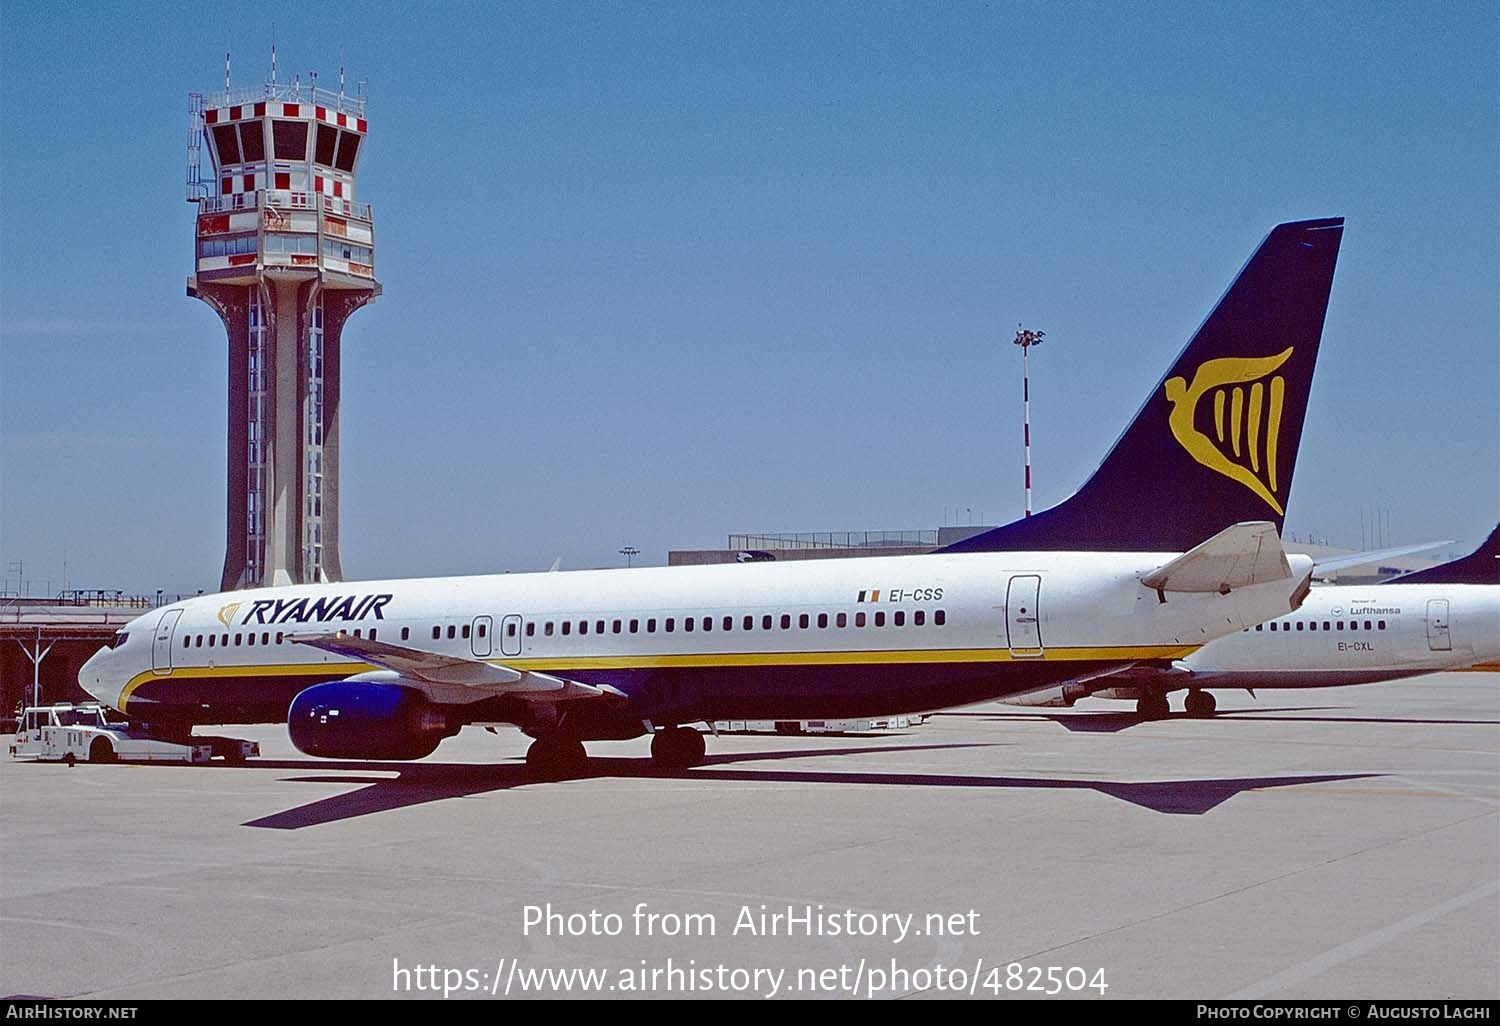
[{"left": 110, "top": 632, "right": 129, "bottom": 649}]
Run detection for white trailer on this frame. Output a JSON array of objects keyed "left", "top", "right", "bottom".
[{"left": 9, "top": 703, "right": 258, "bottom": 765}]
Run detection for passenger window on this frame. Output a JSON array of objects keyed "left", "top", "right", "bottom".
[
  {"left": 613, "top": 620, "right": 622, "bottom": 634},
  {"left": 780, "top": 614, "right": 791, "bottom": 629},
  {"left": 684, "top": 617, "right": 694, "bottom": 633},
  {"left": 1323, "top": 622, "right": 1331, "bottom": 631},
  {"left": 233, "top": 633, "right": 241, "bottom": 645},
  {"left": 647, "top": 618, "right": 657, "bottom": 633},
  {"left": 370, "top": 629, "right": 378, "bottom": 641},
  {"left": 914, "top": 610, "right": 925, "bottom": 626},
  {"left": 353, "top": 629, "right": 362, "bottom": 639},
  {"left": 276, "top": 632, "right": 284, "bottom": 644},
  {"left": 724, "top": 616, "right": 733, "bottom": 631},
  {"left": 894, "top": 611, "right": 905, "bottom": 627},
  {"left": 630, "top": 619, "right": 639, "bottom": 633},
  {"left": 183, "top": 636, "right": 191, "bottom": 648},
  {"left": 462, "top": 624, "right": 471, "bottom": 639},
  {"left": 666, "top": 618, "right": 675, "bottom": 632},
  {"left": 546, "top": 622, "right": 555, "bottom": 637},
  {"left": 856, "top": 612, "right": 866, "bottom": 628},
  {"left": 935, "top": 610, "right": 945, "bottom": 626},
  {"left": 208, "top": 635, "right": 216, "bottom": 647},
  {"left": 432, "top": 626, "right": 441, "bottom": 640},
  {"left": 401, "top": 627, "right": 410, "bottom": 641},
  {"left": 1270, "top": 623, "right": 1278, "bottom": 632},
  {"left": 1309, "top": 621, "right": 1317, "bottom": 631},
  {"left": 837, "top": 612, "right": 847, "bottom": 628},
  {"left": 1349, "top": 621, "right": 1357, "bottom": 631},
  {"left": 875, "top": 611, "right": 886, "bottom": 627},
  {"left": 1364, "top": 620, "right": 1372, "bottom": 631},
  {"left": 596, "top": 620, "right": 604, "bottom": 635},
  {"left": 1336, "top": 622, "right": 1344, "bottom": 631},
  {"left": 1378, "top": 620, "right": 1386, "bottom": 630},
  {"left": 817, "top": 613, "right": 828, "bottom": 628},
  {"left": 222, "top": 634, "right": 229, "bottom": 647},
  {"left": 744, "top": 615, "right": 754, "bottom": 631},
  {"left": 447, "top": 625, "right": 456, "bottom": 640},
  {"left": 580, "top": 621, "right": 589, "bottom": 635},
  {"left": 701, "top": 616, "right": 711, "bottom": 632},
  {"left": 526, "top": 622, "right": 536, "bottom": 637},
  {"left": 798, "top": 613, "right": 809, "bottom": 629},
  {"left": 506, "top": 623, "right": 517, "bottom": 637},
  {"left": 479, "top": 623, "right": 487, "bottom": 638},
  {"left": 1295, "top": 621, "right": 1303, "bottom": 631},
  {"left": 562, "top": 622, "right": 571, "bottom": 636},
  {"left": 762, "top": 615, "right": 772, "bottom": 630},
  {"left": 1256, "top": 624, "right": 1263, "bottom": 631}
]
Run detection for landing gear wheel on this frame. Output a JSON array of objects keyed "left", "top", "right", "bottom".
[
  {"left": 651, "top": 726, "right": 707, "bottom": 770},
  {"left": 89, "top": 737, "right": 116, "bottom": 764},
  {"left": 1184, "top": 690, "right": 1217, "bottom": 718},
  {"left": 525, "top": 736, "right": 588, "bottom": 780},
  {"left": 1136, "top": 693, "right": 1171, "bottom": 720}
]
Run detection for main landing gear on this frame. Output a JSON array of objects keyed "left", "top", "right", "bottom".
[
  {"left": 523, "top": 725, "right": 710, "bottom": 779},
  {"left": 1135, "top": 692, "right": 1171, "bottom": 720},
  {"left": 650, "top": 725, "right": 707, "bottom": 770},
  {"left": 525, "top": 735, "right": 589, "bottom": 780},
  {"left": 1184, "top": 689, "right": 1217, "bottom": 718}
]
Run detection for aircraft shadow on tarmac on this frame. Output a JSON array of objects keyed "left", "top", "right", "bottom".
[
  {"left": 232, "top": 742, "right": 1378, "bottom": 829},
  {"left": 953, "top": 708, "right": 1500, "bottom": 733}
]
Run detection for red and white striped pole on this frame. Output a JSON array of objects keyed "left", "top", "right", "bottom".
[{"left": 1013, "top": 326, "right": 1045, "bottom": 517}]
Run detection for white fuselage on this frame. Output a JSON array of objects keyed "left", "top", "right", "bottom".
[
  {"left": 1177, "top": 582, "right": 1499, "bottom": 688},
  {"left": 81, "top": 548, "right": 1312, "bottom": 731}
]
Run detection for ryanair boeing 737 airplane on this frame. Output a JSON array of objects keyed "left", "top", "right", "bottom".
[{"left": 80, "top": 218, "right": 1344, "bottom": 775}]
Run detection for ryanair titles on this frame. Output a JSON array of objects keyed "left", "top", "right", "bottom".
[{"left": 240, "top": 594, "right": 393, "bottom": 625}]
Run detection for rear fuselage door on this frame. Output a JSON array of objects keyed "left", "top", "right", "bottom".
[
  {"left": 152, "top": 609, "right": 183, "bottom": 675},
  {"left": 500, "top": 614, "right": 523, "bottom": 657},
  {"left": 1425, "top": 599, "right": 1451, "bottom": 651},
  {"left": 471, "top": 615, "right": 493, "bottom": 658},
  {"left": 1005, "top": 575, "right": 1043, "bottom": 656}
]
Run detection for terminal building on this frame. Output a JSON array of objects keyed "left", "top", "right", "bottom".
[{"left": 186, "top": 64, "right": 380, "bottom": 590}]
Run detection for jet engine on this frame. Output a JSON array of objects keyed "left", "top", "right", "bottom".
[{"left": 288, "top": 682, "right": 455, "bottom": 760}]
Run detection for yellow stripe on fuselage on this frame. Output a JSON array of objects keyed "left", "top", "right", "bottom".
[{"left": 117, "top": 644, "right": 1200, "bottom": 713}]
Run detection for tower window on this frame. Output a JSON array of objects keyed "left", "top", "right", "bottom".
[
  {"left": 273, "top": 120, "right": 308, "bottom": 160},
  {"left": 315, "top": 123, "right": 338, "bottom": 165},
  {"left": 211, "top": 124, "right": 241, "bottom": 164},
  {"left": 238, "top": 121, "right": 265, "bottom": 162}
]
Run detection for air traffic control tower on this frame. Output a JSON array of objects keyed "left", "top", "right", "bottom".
[{"left": 186, "top": 64, "right": 379, "bottom": 590}]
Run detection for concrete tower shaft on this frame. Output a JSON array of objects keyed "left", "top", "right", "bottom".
[{"left": 186, "top": 77, "right": 380, "bottom": 590}]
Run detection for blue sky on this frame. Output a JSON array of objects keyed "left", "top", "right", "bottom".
[{"left": 2, "top": 2, "right": 1496, "bottom": 595}]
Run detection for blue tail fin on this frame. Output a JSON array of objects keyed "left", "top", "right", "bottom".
[
  {"left": 941, "top": 217, "right": 1344, "bottom": 554},
  {"left": 1385, "top": 525, "right": 1500, "bottom": 585}
]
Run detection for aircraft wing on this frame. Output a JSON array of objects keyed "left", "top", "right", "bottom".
[
  {"left": 1141, "top": 521, "right": 1293, "bottom": 595},
  {"left": 289, "top": 632, "right": 617, "bottom": 702}
]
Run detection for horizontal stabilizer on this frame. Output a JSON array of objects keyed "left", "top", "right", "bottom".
[
  {"left": 290, "top": 632, "right": 610, "bottom": 701},
  {"left": 1141, "top": 521, "right": 1291, "bottom": 594}
]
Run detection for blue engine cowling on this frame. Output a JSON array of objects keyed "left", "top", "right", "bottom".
[{"left": 288, "top": 682, "right": 454, "bottom": 760}]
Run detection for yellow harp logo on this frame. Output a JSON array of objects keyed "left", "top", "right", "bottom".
[
  {"left": 217, "top": 602, "right": 242, "bottom": 627},
  {"left": 1164, "top": 347, "right": 1294, "bottom": 515}
]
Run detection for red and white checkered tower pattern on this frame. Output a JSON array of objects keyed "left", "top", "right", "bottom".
[{"left": 186, "top": 66, "right": 380, "bottom": 591}]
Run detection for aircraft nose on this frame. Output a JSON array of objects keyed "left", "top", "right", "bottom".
[{"left": 79, "top": 645, "right": 122, "bottom": 711}]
